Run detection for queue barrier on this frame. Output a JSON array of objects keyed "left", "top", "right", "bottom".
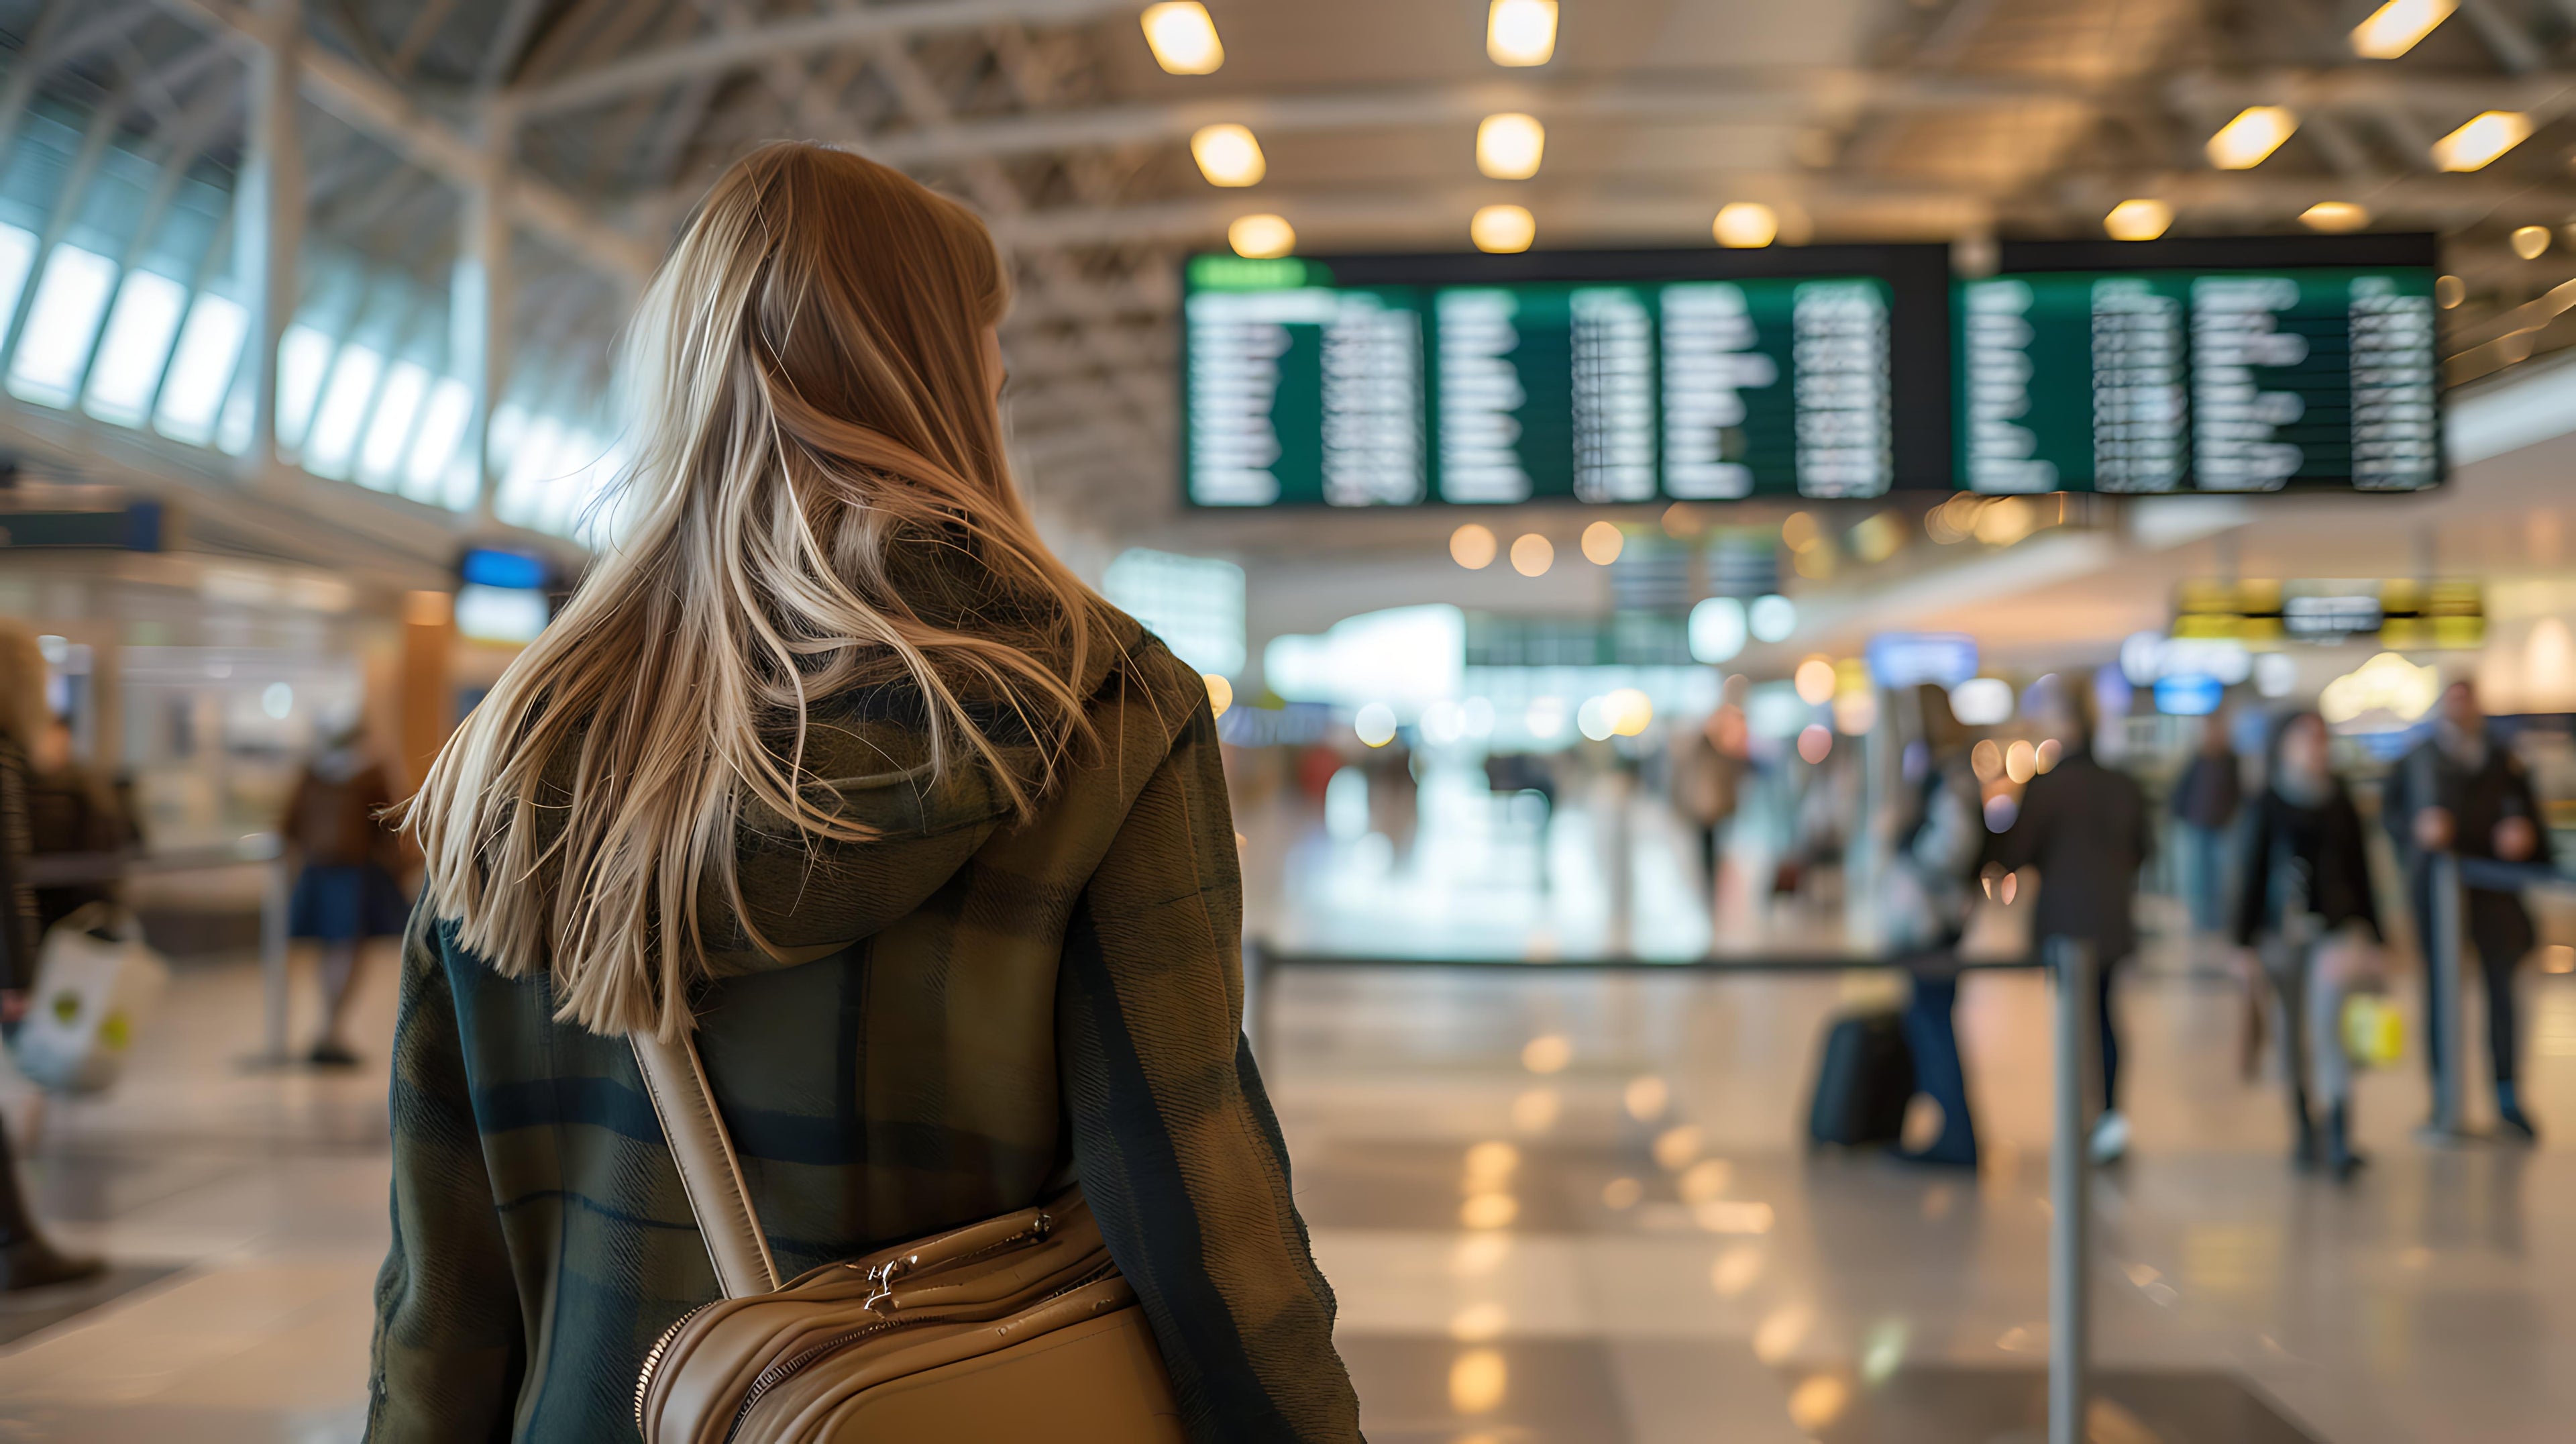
[{"left": 1244, "top": 937, "right": 2102, "bottom": 1444}]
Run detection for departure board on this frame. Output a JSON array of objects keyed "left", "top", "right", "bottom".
[
  {"left": 1957, "top": 236, "right": 2442, "bottom": 494},
  {"left": 1181, "top": 246, "right": 1954, "bottom": 507}
]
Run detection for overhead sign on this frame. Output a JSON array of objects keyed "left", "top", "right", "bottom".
[
  {"left": 2172, "top": 578, "right": 2482, "bottom": 650},
  {"left": 1959, "top": 235, "right": 2441, "bottom": 495},
  {"left": 1866, "top": 632, "right": 1980, "bottom": 688}
]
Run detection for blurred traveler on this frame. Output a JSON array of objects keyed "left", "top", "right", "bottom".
[
  {"left": 1886, "top": 686, "right": 1985, "bottom": 1168},
  {"left": 2171, "top": 711, "right": 2242, "bottom": 943},
  {"left": 377, "top": 146, "right": 1357, "bottom": 1444},
  {"left": 1672, "top": 705, "right": 1745, "bottom": 890},
  {"left": 280, "top": 718, "right": 406, "bottom": 1068},
  {"left": 2385, "top": 680, "right": 2554, "bottom": 1141},
  {"left": 0, "top": 623, "right": 103, "bottom": 1291},
  {"left": 1989, "top": 674, "right": 2152, "bottom": 1164},
  {"left": 27, "top": 714, "right": 133, "bottom": 932},
  {"left": 2235, "top": 712, "right": 2384, "bottom": 1180}
]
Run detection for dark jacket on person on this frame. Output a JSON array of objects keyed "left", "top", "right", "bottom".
[
  {"left": 1988, "top": 745, "right": 2152, "bottom": 964},
  {"left": 27, "top": 764, "right": 130, "bottom": 932},
  {"left": 2171, "top": 750, "right": 2242, "bottom": 831},
  {"left": 2233, "top": 781, "right": 2381, "bottom": 947},
  {"left": 282, "top": 755, "right": 399, "bottom": 871},
  {"left": 2383, "top": 731, "right": 2554, "bottom": 961},
  {"left": 0, "top": 738, "right": 35, "bottom": 992},
  {"left": 364, "top": 622, "right": 1361, "bottom": 1444}
]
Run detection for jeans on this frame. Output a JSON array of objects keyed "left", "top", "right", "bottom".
[
  {"left": 1900, "top": 972, "right": 1978, "bottom": 1164},
  {"left": 2179, "top": 822, "right": 2233, "bottom": 935}
]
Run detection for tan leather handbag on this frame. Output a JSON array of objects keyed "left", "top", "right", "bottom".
[{"left": 627, "top": 1030, "right": 1188, "bottom": 1444}]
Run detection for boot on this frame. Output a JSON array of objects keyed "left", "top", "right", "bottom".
[
  {"left": 2290, "top": 1084, "right": 2318, "bottom": 1171},
  {"left": 0, "top": 1121, "right": 104, "bottom": 1292},
  {"left": 2326, "top": 1098, "right": 2367, "bottom": 1182},
  {"left": 0, "top": 1233, "right": 103, "bottom": 1292},
  {"left": 2496, "top": 1082, "right": 2540, "bottom": 1144}
]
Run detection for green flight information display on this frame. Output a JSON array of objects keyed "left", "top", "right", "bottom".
[
  {"left": 1181, "top": 248, "right": 1953, "bottom": 507},
  {"left": 1957, "top": 238, "right": 2441, "bottom": 494}
]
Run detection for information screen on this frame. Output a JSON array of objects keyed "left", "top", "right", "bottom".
[
  {"left": 1957, "top": 236, "right": 2442, "bottom": 494},
  {"left": 1181, "top": 246, "right": 1953, "bottom": 507}
]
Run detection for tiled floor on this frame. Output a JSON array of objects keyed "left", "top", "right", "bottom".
[{"left": 0, "top": 800, "right": 2571, "bottom": 1441}]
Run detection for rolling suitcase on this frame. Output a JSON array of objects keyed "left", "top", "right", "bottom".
[{"left": 1807, "top": 1009, "right": 1915, "bottom": 1147}]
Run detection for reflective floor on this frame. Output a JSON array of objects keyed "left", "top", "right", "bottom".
[{"left": 0, "top": 802, "right": 2571, "bottom": 1441}]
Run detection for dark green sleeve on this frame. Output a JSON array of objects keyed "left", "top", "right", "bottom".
[
  {"left": 1056, "top": 707, "right": 1362, "bottom": 1444},
  {"left": 365, "top": 909, "right": 524, "bottom": 1443}
]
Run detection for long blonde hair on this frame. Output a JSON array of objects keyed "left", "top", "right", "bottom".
[{"left": 406, "top": 144, "right": 1113, "bottom": 1037}]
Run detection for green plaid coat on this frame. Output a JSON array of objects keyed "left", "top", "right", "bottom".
[{"left": 364, "top": 623, "right": 1359, "bottom": 1443}]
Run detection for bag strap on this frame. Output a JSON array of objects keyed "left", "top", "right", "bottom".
[{"left": 629, "top": 1030, "right": 782, "bottom": 1298}]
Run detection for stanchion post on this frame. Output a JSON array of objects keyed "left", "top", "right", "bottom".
[
  {"left": 2428, "top": 850, "right": 2465, "bottom": 1136},
  {"left": 2048, "top": 935, "right": 2096, "bottom": 1444},
  {"left": 260, "top": 854, "right": 291, "bottom": 1063}
]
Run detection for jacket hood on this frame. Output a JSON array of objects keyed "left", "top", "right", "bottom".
[{"left": 698, "top": 607, "right": 1147, "bottom": 974}]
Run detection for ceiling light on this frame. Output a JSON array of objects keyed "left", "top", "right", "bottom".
[
  {"left": 2435, "top": 274, "right": 2465, "bottom": 308},
  {"left": 2300, "top": 201, "right": 2370, "bottom": 233},
  {"left": 1228, "top": 213, "right": 1295, "bottom": 258},
  {"left": 2206, "top": 106, "right": 2297, "bottom": 169},
  {"left": 2104, "top": 198, "right": 2173, "bottom": 241},
  {"left": 1713, "top": 202, "right": 1778, "bottom": 248},
  {"left": 1510, "top": 532, "right": 1554, "bottom": 576},
  {"left": 1139, "top": 2, "right": 1223, "bottom": 74},
  {"left": 2512, "top": 223, "right": 2551, "bottom": 259},
  {"left": 2351, "top": 0, "right": 2456, "bottom": 59},
  {"left": 2431, "top": 111, "right": 2530, "bottom": 172},
  {"left": 1471, "top": 203, "right": 1536, "bottom": 254},
  {"left": 1476, "top": 113, "right": 1546, "bottom": 180},
  {"left": 1190, "top": 123, "right": 1265, "bottom": 187},
  {"left": 1487, "top": 0, "right": 1558, "bottom": 66},
  {"left": 1451, "top": 523, "right": 1498, "bottom": 569},
  {"left": 1580, "top": 519, "right": 1623, "bottom": 564}
]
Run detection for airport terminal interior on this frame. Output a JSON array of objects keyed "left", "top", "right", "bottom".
[{"left": 5, "top": 1, "right": 2576, "bottom": 1441}]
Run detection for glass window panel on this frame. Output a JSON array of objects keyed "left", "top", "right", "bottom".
[
  {"left": 154, "top": 291, "right": 248, "bottom": 444},
  {"left": 403, "top": 376, "right": 474, "bottom": 507},
  {"left": 0, "top": 224, "right": 38, "bottom": 334},
  {"left": 358, "top": 360, "right": 430, "bottom": 490},
  {"left": 7, "top": 244, "right": 118, "bottom": 406},
  {"left": 494, "top": 414, "right": 564, "bottom": 529},
  {"left": 274, "top": 323, "right": 335, "bottom": 451},
  {"left": 538, "top": 428, "right": 609, "bottom": 535},
  {"left": 302, "top": 344, "right": 382, "bottom": 480},
  {"left": 82, "top": 269, "right": 189, "bottom": 425}
]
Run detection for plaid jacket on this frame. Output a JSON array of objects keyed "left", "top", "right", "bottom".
[{"left": 365, "top": 625, "right": 1359, "bottom": 1443}]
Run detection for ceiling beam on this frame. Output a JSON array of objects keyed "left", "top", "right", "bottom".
[
  {"left": 509, "top": 0, "right": 1136, "bottom": 117},
  {"left": 149, "top": 0, "right": 664, "bottom": 280}
]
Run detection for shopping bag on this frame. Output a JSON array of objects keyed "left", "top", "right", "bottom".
[
  {"left": 2343, "top": 994, "right": 2405, "bottom": 1069},
  {"left": 15, "top": 904, "right": 170, "bottom": 1092}
]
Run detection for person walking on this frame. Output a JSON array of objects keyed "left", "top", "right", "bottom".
[
  {"left": 2234, "top": 712, "right": 2384, "bottom": 1180},
  {"left": 1885, "top": 686, "right": 1986, "bottom": 1168},
  {"left": 2171, "top": 709, "right": 2243, "bottom": 944},
  {"left": 370, "top": 145, "right": 1358, "bottom": 1444},
  {"left": 279, "top": 718, "right": 406, "bottom": 1067},
  {"left": 2385, "top": 680, "right": 2553, "bottom": 1140},
  {"left": 0, "top": 623, "right": 104, "bottom": 1292},
  {"left": 1989, "top": 676, "right": 2153, "bottom": 1164}
]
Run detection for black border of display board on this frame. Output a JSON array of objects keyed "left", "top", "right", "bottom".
[
  {"left": 1175, "top": 244, "right": 1957, "bottom": 508},
  {"left": 1970, "top": 231, "right": 2446, "bottom": 495},
  {"left": 1992, "top": 232, "right": 2440, "bottom": 274}
]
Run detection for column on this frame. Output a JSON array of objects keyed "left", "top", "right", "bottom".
[{"left": 235, "top": 0, "right": 302, "bottom": 476}]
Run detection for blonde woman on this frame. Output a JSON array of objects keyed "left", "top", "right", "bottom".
[
  {"left": 369, "top": 146, "right": 1359, "bottom": 1443},
  {"left": 0, "top": 621, "right": 104, "bottom": 1291}
]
